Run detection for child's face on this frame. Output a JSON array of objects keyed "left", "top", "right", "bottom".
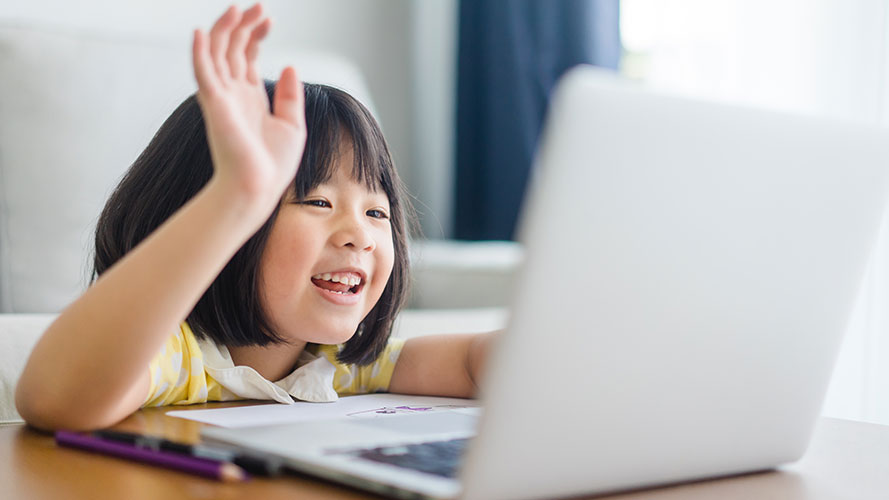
[{"left": 258, "top": 145, "right": 395, "bottom": 346}]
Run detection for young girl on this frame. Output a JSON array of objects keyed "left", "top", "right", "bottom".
[{"left": 15, "top": 4, "right": 493, "bottom": 431}]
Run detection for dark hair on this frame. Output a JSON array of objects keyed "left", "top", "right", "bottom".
[{"left": 93, "top": 81, "right": 414, "bottom": 365}]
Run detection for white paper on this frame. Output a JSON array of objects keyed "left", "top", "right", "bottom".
[{"left": 167, "top": 394, "right": 480, "bottom": 428}]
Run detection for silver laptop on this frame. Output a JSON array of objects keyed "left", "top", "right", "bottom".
[{"left": 202, "top": 66, "right": 889, "bottom": 499}]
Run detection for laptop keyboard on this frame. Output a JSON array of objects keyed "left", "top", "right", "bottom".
[{"left": 345, "top": 438, "right": 470, "bottom": 478}]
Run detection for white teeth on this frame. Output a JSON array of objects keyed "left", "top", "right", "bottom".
[{"left": 312, "top": 272, "right": 363, "bottom": 286}]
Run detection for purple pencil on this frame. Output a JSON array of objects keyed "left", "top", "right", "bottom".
[{"left": 55, "top": 431, "right": 249, "bottom": 482}]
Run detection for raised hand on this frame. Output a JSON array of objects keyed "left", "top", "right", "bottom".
[{"left": 192, "top": 4, "right": 307, "bottom": 209}]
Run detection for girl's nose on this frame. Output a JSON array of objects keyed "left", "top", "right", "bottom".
[{"left": 331, "top": 216, "right": 376, "bottom": 252}]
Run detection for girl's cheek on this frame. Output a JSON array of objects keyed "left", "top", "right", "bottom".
[{"left": 376, "top": 254, "right": 395, "bottom": 293}]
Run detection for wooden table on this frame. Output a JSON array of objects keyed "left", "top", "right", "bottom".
[{"left": 3, "top": 404, "right": 888, "bottom": 500}]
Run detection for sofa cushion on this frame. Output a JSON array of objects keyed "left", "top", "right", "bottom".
[
  {"left": 0, "top": 23, "right": 374, "bottom": 313},
  {"left": 409, "top": 240, "right": 523, "bottom": 309}
]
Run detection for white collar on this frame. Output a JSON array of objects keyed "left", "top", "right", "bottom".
[{"left": 197, "top": 337, "right": 339, "bottom": 404}]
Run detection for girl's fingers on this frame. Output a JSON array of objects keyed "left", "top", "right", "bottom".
[
  {"left": 273, "top": 66, "right": 306, "bottom": 130},
  {"left": 245, "top": 18, "right": 272, "bottom": 85},
  {"left": 192, "top": 29, "right": 220, "bottom": 96},
  {"left": 209, "top": 6, "right": 240, "bottom": 80},
  {"left": 227, "top": 4, "right": 265, "bottom": 79}
]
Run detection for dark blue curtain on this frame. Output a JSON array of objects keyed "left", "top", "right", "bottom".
[{"left": 454, "top": 0, "right": 621, "bottom": 240}]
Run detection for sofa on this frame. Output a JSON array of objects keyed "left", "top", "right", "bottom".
[{"left": 0, "top": 23, "right": 516, "bottom": 424}]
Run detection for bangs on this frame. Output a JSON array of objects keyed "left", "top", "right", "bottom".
[{"left": 291, "top": 84, "right": 395, "bottom": 201}]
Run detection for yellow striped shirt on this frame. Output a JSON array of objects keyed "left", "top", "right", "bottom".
[{"left": 143, "top": 323, "right": 405, "bottom": 407}]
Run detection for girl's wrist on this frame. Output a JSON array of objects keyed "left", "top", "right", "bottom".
[{"left": 202, "top": 175, "right": 284, "bottom": 226}]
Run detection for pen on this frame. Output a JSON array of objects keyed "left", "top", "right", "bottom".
[
  {"left": 55, "top": 431, "right": 249, "bottom": 482},
  {"left": 92, "top": 429, "right": 283, "bottom": 476}
]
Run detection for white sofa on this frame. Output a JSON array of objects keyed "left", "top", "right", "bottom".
[
  {"left": 0, "top": 23, "right": 515, "bottom": 425},
  {"left": 0, "top": 22, "right": 378, "bottom": 314}
]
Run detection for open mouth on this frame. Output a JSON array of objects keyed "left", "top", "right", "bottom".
[{"left": 311, "top": 271, "right": 365, "bottom": 296}]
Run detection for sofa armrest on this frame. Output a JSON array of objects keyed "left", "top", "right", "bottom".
[{"left": 0, "top": 314, "right": 56, "bottom": 424}]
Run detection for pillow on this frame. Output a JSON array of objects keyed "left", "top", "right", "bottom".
[{"left": 0, "top": 23, "right": 375, "bottom": 313}]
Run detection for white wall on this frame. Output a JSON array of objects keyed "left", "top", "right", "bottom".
[{"left": 0, "top": 0, "right": 457, "bottom": 237}]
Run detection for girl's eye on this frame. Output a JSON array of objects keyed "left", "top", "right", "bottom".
[
  {"left": 301, "top": 199, "right": 331, "bottom": 208},
  {"left": 367, "top": 209, "right": 390, "bottom": 220}
]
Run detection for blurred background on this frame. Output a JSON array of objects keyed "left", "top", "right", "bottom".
[{"left": 2, "top": 0, "right": 889, "bottom": 423}]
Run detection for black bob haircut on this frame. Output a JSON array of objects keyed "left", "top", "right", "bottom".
[{"left": 93, "top": 81, "right": 415, "bottom": 366}]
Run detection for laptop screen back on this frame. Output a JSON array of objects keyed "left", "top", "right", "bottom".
[{"left": 459, "top": 67, "right": 889, "bottom": 500}]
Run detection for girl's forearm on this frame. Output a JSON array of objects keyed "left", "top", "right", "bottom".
[
  {"left": 467, "top": 331, "right": 497, "bottom": 395},
  {"left": 388, "top": 331, "right": 498, "bottom": 399},
  {"left": 15, "top": 179, "right": 275, "bottom": 430}
]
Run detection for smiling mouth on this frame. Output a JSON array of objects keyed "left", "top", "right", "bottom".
[{"left": 311, "top": 272, "right": 364, "bottom": 295}]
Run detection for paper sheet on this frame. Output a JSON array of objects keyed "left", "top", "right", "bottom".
[{"left": 167, "top": 394, "right": 481, "bottom": 428}]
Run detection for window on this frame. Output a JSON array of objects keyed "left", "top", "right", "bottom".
[
  {"left": 620, "top": 0, "right": 889, "bottom": 425},
  {"left": 620, "top": 0, "right": 888, "bottom": 123}
]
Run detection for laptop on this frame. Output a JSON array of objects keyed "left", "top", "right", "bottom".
[{"left": 202, "top": 66, "right": 889, "bottom": 499}]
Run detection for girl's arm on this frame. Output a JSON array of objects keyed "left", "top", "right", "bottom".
[
  {"left": 388, "top": 332, "right": 498, "bottom": 398},
  {"left": 14, "top": 4, "right": 305, "bottom": 431}
]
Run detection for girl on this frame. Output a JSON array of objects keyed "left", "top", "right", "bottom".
[{"left": 15, "top": 4, "right": 493, "bottom": 431}]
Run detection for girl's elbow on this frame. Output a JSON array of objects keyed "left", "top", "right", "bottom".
[
  {"left": 15, "top": 387, "right": 68, "bottom": 431},
  {"left": 15, "top": 383, "right": 128, "bottom": 432}
]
